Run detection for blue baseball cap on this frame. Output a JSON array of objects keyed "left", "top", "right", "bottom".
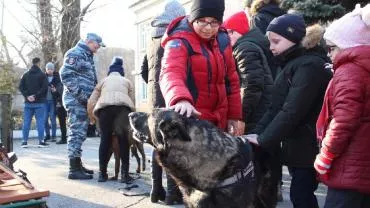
[{"left": 86, "top": 33, "right": 106, "bottom": 47}]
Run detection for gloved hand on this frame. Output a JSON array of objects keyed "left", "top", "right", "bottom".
[
  {"left": 245, "top": 134, "right": 259, "bottom": 145},
  {"left": 314, "top": 147, "right": 335, "bottom": 176},
  {"left": 170, "top": 100, "right": 201, "bottom": 117}
]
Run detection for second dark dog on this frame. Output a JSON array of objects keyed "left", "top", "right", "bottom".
[{"left": 106, "top": 133, "right": 146, "bottom": 180}]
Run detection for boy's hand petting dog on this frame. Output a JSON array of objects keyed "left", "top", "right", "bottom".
[{"left": 170, "top": 100, "right": 201, "bottom": 118}]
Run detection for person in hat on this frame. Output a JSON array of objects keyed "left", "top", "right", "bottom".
[
  {"left": 244, "top": 14, "right": 332, "bottom": 207},
  {"left": 44, "top": 62, "right": 62, "bottom": 143},
  {"left": 315, "top": 4, "right": 370, "bottom": 207},
  {"left": 159, "top": 0, "right": 243, "bottom": 136},
  {"left": 223, "top": 11, "right": 280, "bottom": 206},
  {"left": 249, "top": 0, "right": 285, "bottom": 34},
  {"left": 87, "top": 56, "right": 135, "bottom": 183},
  {"left": 60, "top": 32, "right": 105, "bottom": 180},
  {"left": 140, "top": 0, "right": 186, "bottom": 205}
]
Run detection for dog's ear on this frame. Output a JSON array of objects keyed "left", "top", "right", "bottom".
[{"left": 158, "top": 119, "right": 191, "bottom": 142}]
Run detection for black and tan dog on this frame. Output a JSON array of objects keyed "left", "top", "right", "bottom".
[{"left": 129, "top": 109, "right": 256, "bottom": 208}]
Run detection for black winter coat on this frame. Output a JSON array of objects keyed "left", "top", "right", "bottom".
[
  {"left": 143, "top": 37, "right": 165, "bottom": 108},
  {"left": 252, "top": 3, "right": 285, "bottom": 35},
  {"left": 46, "top": 71, "right": 63, "bottom": 107},
  {"left": 233, "top": 28, "right": 275, "bottom": 132},
  {"left": 19, "top": 65, "right": 48, "bottom": 103},
  {"left": 253, "top": 45, "right": 332, "bottom": 167}
]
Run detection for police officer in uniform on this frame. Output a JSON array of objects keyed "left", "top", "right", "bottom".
[{"left": 60, "top": 33, "right": 105, "bottom": 180}]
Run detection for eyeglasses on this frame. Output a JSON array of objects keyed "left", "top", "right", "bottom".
[
  {"left": 195, "top": 19, "right": 221, "bottom": 28},
  {"left": 327, "top": 45, "right": 338, "bottom": 53}
]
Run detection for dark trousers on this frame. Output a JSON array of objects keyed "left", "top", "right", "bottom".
[
  {"left": 56, "top": 106, "right": 67, "bottom": 140},
  {"left": 288, "top": 167, "right": 319, "bottom": 208},
  {"left": 98, "top": 106, "right": 131, "bottom": 172},
  {"left": 325, "top": 188, "right": 370, "bottom": 208}
]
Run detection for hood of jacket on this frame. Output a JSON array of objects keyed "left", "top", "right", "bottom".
[
  {"left": 334, "top": 45, "right": 370, "bottom": 74},
  {"left": 151, "top": 0, "right": 186, "bottom": 38},
  {"left": 29, "top": 65, "right": 42, "bottom": 73},
  {"left": 251, "top": 1, "right": 285, "bottom": 17}
]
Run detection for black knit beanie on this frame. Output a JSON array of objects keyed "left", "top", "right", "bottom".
[
  {"left": 189, "top": 0, "right": 225, "bottom": 23},
  {"left": 108, "top": 56, "right": 125, "bottom": 77},
  {"left": 266, "top": 14, "right": 306, "bottom": 44}
]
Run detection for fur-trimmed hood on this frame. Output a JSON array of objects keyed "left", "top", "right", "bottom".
[
  {"left": 250, "top": 0, "right": 283, "bottom": 16},
  {"left": 301, "top": 24, "right": 325, "bottom": 50}
]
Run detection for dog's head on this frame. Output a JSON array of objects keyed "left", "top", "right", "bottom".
[{"left": 128, "top": 109, "right": 191, "bottom": 149}]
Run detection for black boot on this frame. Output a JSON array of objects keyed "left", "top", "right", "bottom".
[
  {"left": 78, "top": 158, "right": 94, "bottom": 175},
  {"left": 56, "top": 137, "right": 67, "bottom": 144},
  {"left": 120, "top": 163, "right": 134, "bottom": 183},
  {"left": 165, "top": 175, "right": 183, "bottom": 205},
  {"left": 68, "top": 158, "right": 93, "bottom": 180},
  {"left": 98, "top": 172, "right": 108, "bottom": 182},
  {"left": 151, "top": 151, "right": 166, "bottom": 203},
  {"left": 45, "top": 135, "right": 50, "bottom": 141},
  {"left": 98, "top": 159, "right": 108, "bottom": 182}
]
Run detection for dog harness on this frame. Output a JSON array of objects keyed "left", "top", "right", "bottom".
[{"left": 218, "top": 136, "right": 255, "bottom": 187}]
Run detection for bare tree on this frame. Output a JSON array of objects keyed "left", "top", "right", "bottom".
[
  {"left": 60, "top": 0, "right": 95, "bottom": 55},
  {"left": 38, "top": 0, "right": 57, "bottom": 65}
]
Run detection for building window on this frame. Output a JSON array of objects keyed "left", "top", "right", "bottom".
[{"left": 137, "top": 22, "right": 151, "bottom": 102}]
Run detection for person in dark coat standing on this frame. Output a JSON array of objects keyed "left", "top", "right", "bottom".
[
  {"left": 140, "top": 0, "right": 186, "bottom": 205},
  {"left": 249, "top": 0, "right": 285, "bottom": 34},
  {"left": 315, "top": 4, "right": 370, "bottom": 207},
  {"left": 19, "top": 57, "right": 49, "bottom": 148},
  {"left": 224, "top": 11, "right": 279, "bottom": 207},
  {"left": 44, "top": 62, "right": 59, "bottom": 142},
  {"left": 245, "top": 14, "right": 332, "bottom": 208}
]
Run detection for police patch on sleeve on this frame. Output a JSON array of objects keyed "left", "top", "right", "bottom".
[
  {"left": 67, "top": 56, "right": 77, "bottom": 65},
  {"left": 166, "top": 40, "right": 182, "bottom": 49}
]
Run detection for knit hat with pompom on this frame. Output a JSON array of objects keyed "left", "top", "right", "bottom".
[{"left": 324, "top": 4, "right": 370, "bottom": 49}]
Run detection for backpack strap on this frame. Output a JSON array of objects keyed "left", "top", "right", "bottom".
[
  {"left": 217, "top": 32, "right": 232, "bottom": 95},
  {"left": 179, "top": 38, "right": 198, "bottom": 103}
]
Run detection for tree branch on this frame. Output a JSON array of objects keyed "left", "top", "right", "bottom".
[{"left": 6, "top": 40, "right": 28, "bottom": 67}]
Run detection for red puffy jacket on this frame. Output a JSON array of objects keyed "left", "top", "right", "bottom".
[
  {"left": 159, "top": 16, "right": 241, "bottom": 130},
  {"left": 316, "top": 46, "right": 370, "bottom": 194}
]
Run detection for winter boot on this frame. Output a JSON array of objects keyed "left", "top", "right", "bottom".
[
  {"left": 78, "top": 158, "right": 94, "bottom": 174},
  {"left": 98, "top": 172, "right": 108, "bottom": 182},
  {"left": 150, "top": 152, "right": 166, "bottom": 203},
  {"left": 56, "top": 137, "right": 67, "bottom": 144},
  {"left": 120, "top": 163, "right": 134, "bottom": 183},
  {"left": 98, "top": 160, "right": 108, "bottom": 182},
  {"left": 165, "top": 175, "right": 183, "bottom": 205},
  {"left": 68, "top": 158, "right": 93, "bottom": 180}
]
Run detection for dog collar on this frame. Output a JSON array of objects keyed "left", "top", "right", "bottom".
[{"left": 217, "top": 161, "right": 254, "bottom": 188}]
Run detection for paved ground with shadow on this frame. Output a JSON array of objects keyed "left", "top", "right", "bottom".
[{"left": 11, "top": 138, "right": 327, "bottom": 208}]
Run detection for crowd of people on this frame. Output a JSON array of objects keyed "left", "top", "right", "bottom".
[
  {"left": 19, "top": 58, "right": 67, "bottom": 148},
  {"left": 18, "top": 0, "right": 370, "bottom": 207}
]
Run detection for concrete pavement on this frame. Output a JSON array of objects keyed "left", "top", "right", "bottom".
[{"left": 11, "top": 138, "right": 327, "bottom": 208}]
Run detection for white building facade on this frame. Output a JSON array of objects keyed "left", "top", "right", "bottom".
[{"left": 129, "top": 0, "right": 244, "bottom": 111}]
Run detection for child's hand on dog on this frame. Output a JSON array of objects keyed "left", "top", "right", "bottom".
[{"left": 170, "top": 100, "right": 201, "bottom": 118}]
